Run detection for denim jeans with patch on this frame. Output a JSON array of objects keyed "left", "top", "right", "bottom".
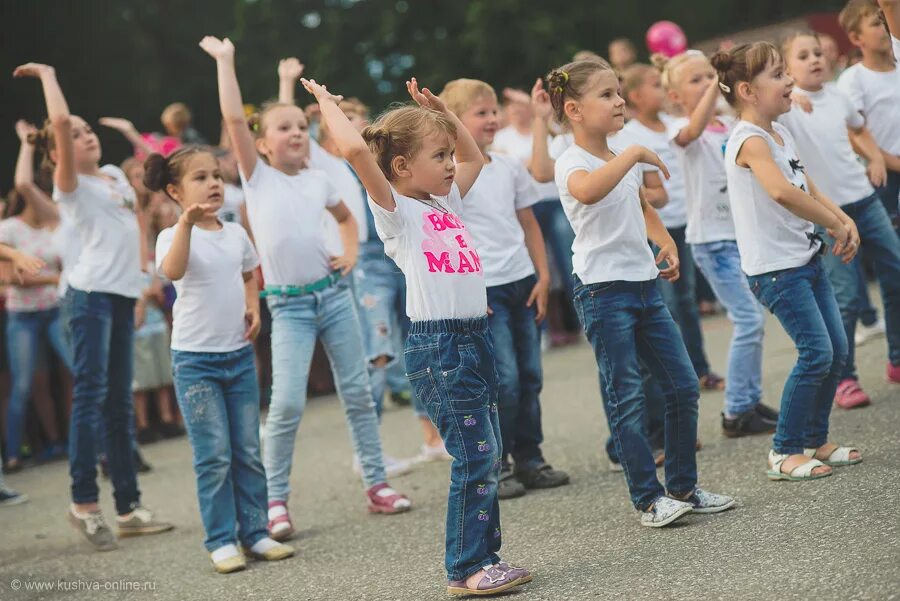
[
  {"left": 405, "top": 317, "right": 502, "bottom": 581},
  {"left": 748, "top": 256, "right": 847, "bottom": 454},
  {"left": 172, "top": 345, "right": 268, "bottom": 551},
  {"left": 573, "top": 278, "right": 699, "bottom": 511}
]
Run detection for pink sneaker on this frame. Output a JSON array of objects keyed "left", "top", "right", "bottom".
[
  {"left": 834, "top": 379, "right": 871, "bottom": 409},
  {"left": 366, "top": 483, "right": 411, "bottom": 515},
  {"left": 267, "top": 501, "right": 294, "bottom": 541},
  {"left": 887, "top": 362, "right": 900, "bottom": 384}
]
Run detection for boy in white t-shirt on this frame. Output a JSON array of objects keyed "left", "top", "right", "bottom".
[{"left": 441, "top": 79, "right": 570, "bottom": 500}]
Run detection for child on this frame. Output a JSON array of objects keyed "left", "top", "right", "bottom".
[
  {"left": 14, "top": 62, "right": 173, "bottom": 550},
  {"left": 201, "top": 37, "right": 410, "bottom": 541},
  {"left": 609, "top": 38, "right": 638, "bottom": 72},
  {"left": 657, "top": 51, "right": 779, "bottom": 436},
  {"left": 440, "top": 78, "right": 569, "bottom": 500},
  {"left": 304, "top": 75, "right": 532, "bottom": 595},
  {"left": 150, "top": 146, "right": 293, "bottom": 574},
  {"left": 548, "top": 58, "right": 734, "bottom": 526},
  {"left": 781, "top": 31, "right": 900, "bottom": 403},
  {"left": 712, "top": 42, "right": 863, "bottom": 480}
]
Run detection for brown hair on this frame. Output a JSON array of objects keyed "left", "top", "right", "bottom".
[
  {"left": 546, "top": 58, "right": 615, "bottom": 125},
  {"left": 710, "top": 42, "right": 782, "bottom": 107},
  {"left": 161, "top": 102, "right": 192, "bottom": 132},
  {"left": 620, "top": 63, "right": 657, "bottom": 106},
  {"left": 361, "top": 105, "right": 457, "bottom": 180},
  {"left": 142, "top": 145, "right": 213, "bottom": 199},
  {"left": 318, "top": 98, "right": 370, "bottom": 143},
  {"left": 839, "top": 0, "right": 880, "bottom": 35},
  {"left": 28, "top": 119, "right": 56, "bottom": 171},
  {"left": 781, "top": 30, "right": 821, "bottom": 58},
  {"left": 439, "top": 79, "right": 497, "bottom": 118}
]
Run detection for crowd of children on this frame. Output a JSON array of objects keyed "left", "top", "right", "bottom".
[{"left": 1, "top": 0, "right": 899, "bottom": 595}]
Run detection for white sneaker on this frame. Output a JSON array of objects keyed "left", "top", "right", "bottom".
[
  {"left": 416, "top": 443, "right": 453, "bottom": 463},
  {"left": 640, "top": 496, "right": 693, "bottom": 527},
  {"left": 855, "top": 318, "right": 886, "bottom": 346},
  {"left": 353, "top": 454, "right": 415, "bottom": 478}
]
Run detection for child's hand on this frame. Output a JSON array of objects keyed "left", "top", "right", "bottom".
[
  {"left": 244, "top": 308, "right": 261, "bottom": 341},
  {"left": 179, "top": 203, "right": 218, "bottom": 225},
  {"left": 12, "top": 63, "right": 54, "bottom": 79},
  {"left": 99, "top": 117, "right": 138, "bottom": 135},
  {"left": 530, "top": 78, "right": 552, "bottom": 122},
  {"left": 827, "top": 221, "right": 859, "bottom": 264},
  {"left": 526, "top": 277, "right": 550, "bottom": 323},
  {"left": 199, "top": 36, "right": 235, "bottom": 61},
  {"left": 629, "top": 146, "right": 670, "bottom": 180},
  {"left": 278, "top": 58, "right": 305, "bottom": 82},
  {"left": 503, "top": 87, "right": 532, "bottom": 105},
  {"left": 655, "top": 241, "right": 680, "bottom": 282},
  {"left": 330, "top": 253, "right": 357, "bottom": 276},
  {"left": 10, "top": 251, "right": 45, "bottom": 284},
  {"left": 790, "top": 92, "right": 813, "bottom": 114},
  {"left": 867, "top": 155, "right": 887, "bottom": 188},
  {"left": 407, "top": 78, "right": 448, "bottom": 113},
  {"left": 15, "top": 120, "right": 37, "bottom": 143},
  {"left": 300, "top": 78, "right": 344, "bottom": 104}
]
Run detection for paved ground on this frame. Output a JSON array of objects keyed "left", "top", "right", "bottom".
[{"left": 1, "top": 305, "right": 899, "bottom": 601}]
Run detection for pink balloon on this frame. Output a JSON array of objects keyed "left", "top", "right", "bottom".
[{"left": 646, "top": 21, "right": 688, "bottom": 58}]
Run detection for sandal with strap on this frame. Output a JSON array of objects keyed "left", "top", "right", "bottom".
[
  {"left": 766, "top": 450, "right": 832, "bottom": 481},
  {"left": 803, "top": 445, "right": 862, "bottom": 467}
]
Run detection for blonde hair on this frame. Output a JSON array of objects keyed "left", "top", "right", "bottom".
[
  {"left": 439, "top": 79, "right": 497, "bottom": 118},
  {"left": 573, "top": 50, "right": 605, "bottom": 63},
  {"left": 319, "top": 98, "right": 370, "bottom": 143},
  {"left": 780, "top": 30, "right": 821, "bottom": 58},
  {"left": 161, "top": 102, "right": 192, "bottom": 132},
  {"left": 839, "top": 0, "right": 880, "bottom": 35},
  {"left": 247, "top": 101, "right": 304, "bottom": 138},
  {"left": 710, "top": 42, "right": 783, "bottom": 107},
  {"left": 361, "top": 105, "right": 457, "bottom": 180},
  {"left": 620, "top": 63, "right": 657, "bottom": 106},
  {"left": 651, "top": 50, "right": 707, "bottom": 90},
  {"left": 546, "top": 58, "right": 615, "bottom": 126}
]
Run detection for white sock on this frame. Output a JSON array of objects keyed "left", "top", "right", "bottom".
[
  {"left": 267, "top": 504, "right": 287, "bottom": 521},
  {"left": 250, "top": 537, "right": 281, "bottom": 554},
  {"left": 210, "top": 544, "right": 240, "bottom": 562}
]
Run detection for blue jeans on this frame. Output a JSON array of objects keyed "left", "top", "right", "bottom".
[
  {"left": 692, "top": 240, "right": 766, "bottom": 416},
  {"left": 748, "top": 256, "right": 848, "bottom": 454},
  {"left": 656, "top": 226, "right": 711, "bottom": 378},
  {"left": 172, "top": 346, "right": 268, "bottom": 552},
  {"left": 66, "top": 288, "right": 140, "bottom": 514},
  {"left": 876, "top": 169, "right": 899, "bottom": 233},
  {"left": 819, "top": 193, "right": 900, "bottom": 378},
  {"left": 486, "top": 275, "right": 544, "bottom": 469},
  {"left": 264, "top": 280, "right": 385, "bottom": 500},
  {"left": 855, "top": 257, "right": 879, "bottom": 327},
  {"left": 404, "top": 317, "right": 502, "bottom": 581},
  {"left": 574, "top": 278, "right": 699, "bottom": 511},
  {"left": 5, "top": 307, "right": 74, "bottom": 460}
]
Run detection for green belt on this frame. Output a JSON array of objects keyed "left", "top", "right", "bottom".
[{"left": 261, "top": 271, "right": 342, "bottom": 298}]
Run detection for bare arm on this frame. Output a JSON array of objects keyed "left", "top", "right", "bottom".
[
  {"left": 243, "top": 271, "right": 261, "bottom": 341},
  {"left": 516, "top": 207, "right": 550, "bottom": 322},
  {"left": 848, "top": 126, "right": 888, "bottom": 187},
  {"left": 567, "top": 146, "right": 669, "bottom": 205},
  {"left": 158, "top": 204, "right": 218, "bottom": 280},
  {"left": 14, "top": 120, "right": 59, "bottom": 222},
  {"left": 528, "top": 78, "right": 555, "bottom": 183},
  {"left": 879, "top": 0, "right": 900, "bottom": 37},
  {"left": 674, "top": 77, "right": 721, "bottom": 147},
  {"left": 642, "top": 170, "right": 669, "bottom": 209},
  {"left": 326, "top": 202, "right": 359, "bottom": 276},
  {"left": 277, "top": 58, "right": 304, "bottom": 104},
  {"left": 641, "top": 192, "right": 680, "bottom": 282}
]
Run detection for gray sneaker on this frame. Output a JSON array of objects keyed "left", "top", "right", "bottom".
[
  {"left": 0, "top": 488, "right": 28, "bottom": 507},
  {"left": 640, "top": 496, "right": 692, "bottom": 528},
  {"left": 68, "top": 508, "right": 118, "bottom": 551},
  {"left": 683, "top": 488, "right": 735, "bottom": 514},
  {"left": 117, "top": 505, "right": 175, "bottom": 537}
]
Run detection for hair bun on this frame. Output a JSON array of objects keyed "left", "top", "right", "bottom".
[
  {"left": 709, "top": 51, "right": 734, "bottom": 73},
  {"left": 649, "top": 53, "right": 670, "bottom": 72},
  {"left": 142, "top": 153, "right": 169, "bottom": 192}
]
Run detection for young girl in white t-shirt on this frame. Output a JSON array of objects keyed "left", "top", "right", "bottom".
[
  {"left": 712, "top": 42, "right": 863, "bottom": 481},
  {"left": 657, "top": 50, "right": 777, "bottom": 438},
  {"left": 149, "top": 146, "right": 293, "bottom": 574},
  {"left": 548, "top": 58, "right": 734, "bottom": 527},
  {"left": 200, "top": 37, "right": 410, "bottom": 541},
  {"left": 303, "top": 75, "right": 532, "bottom": 596},
  {"left": 14, "top": 62, "right": 173, "bottom": 550}
]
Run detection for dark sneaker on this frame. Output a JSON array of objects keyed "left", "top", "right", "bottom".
[
  {"left": 699, "top": 372, "right": 726, "bottom": 391},
  {"left": 722, "top": 410, "right": 776, "bottom": 438},
  {"left": 682, "top": 488, "right": 735, "bottom": 514},
  {"left": 134, "top": 450, "right": 153, "bottom": 473},
  {"left": 640, "top": 496, "right": 692, "bottom": 528},
  {"left": 68, "top": 507, "right": 118, "bottom": 551},
  {"left": 755, "top": 403, "right": 779, "bottom": 423},
  {"left": 447, "top": 564, "right": 528, "bottom": 596},
  {"left": 497, "top": 468, "right": 526, "bottom": 500},
  {"left": 515, "top": 462, "right": 570, "bottom": 489},
  {"left": 391, "top": 391, "right": 413, "bottom": 407},
  {"left": 158, "top": 422, "right": 186, "bottom": 439},
  {"left": 136, "top": 428, "right": 162, "bottom": 445},
  {"left": 0, "top": 488, "right": 28, "bottom": 507},
  {"left": 117, "top": 505, "right": 174, "bottom": 537}
]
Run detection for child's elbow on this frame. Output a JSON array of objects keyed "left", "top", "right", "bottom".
[
  {"left": 345, "top": 144, "right": 370, "bottom": 161},
  {"left": 51, "top": 114, "right": 71, "bottom": 130}
]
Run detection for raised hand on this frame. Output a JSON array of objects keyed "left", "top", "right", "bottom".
[
  {"left": 503, "top": 87, "right": 532, "bottom": 105},
  {"left": 15, "top": 120, "right": 37, "bottom": 143},
  {"left": 179, "top": 203, "right": 218, "bottom": 225},
  {"left": 199, "top": 36, "right": 235, "bottom": 61},
  {"left": 300, "top": 78, "right": 343, "bottom": 104},
  {"left": 99, "top": 117, "right": 138, "bottom": 134},
  {"left": 278, "top": 58, "right": 305, "bottom": 81},
  {"left": 407, "top": 78, "right": 448, "bottom": 113},
  {"left": 12, "top": 63, "right": 54, "bottom": 79},
  {"left": 530, "top": 78, "right": 552, "bottom": 121}
]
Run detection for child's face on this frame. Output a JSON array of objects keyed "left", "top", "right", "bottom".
[
  {"left": 168, "top": 153, "right": 224, "bottom": 212},
  {"left": 670, "top": 57, "right": 716, "bottom": 113},
  {"left": 609, "top": 41, "right": 635, "bottom": 69},
  {"left": 504, "top": 102, "right": 531, "bottom": 129},
  {"left": 632, "top": 70, "right": 665, "bottom": 113},
  {"left": 749, "top": 56, "right": 794, "bottom": 119},
  {"left": 61, "top": 116, "right": 102, "bottom": 171},
  {"left": 568, "top": 70, "right": 626, "bottom": 135},
  {"left": 851, "top": 11, "right": 891, "bottom": 54},
  {"left": 257, "top": 105, "right": 310, "bottom": 171},
  {"left": 786, "top": 36, "right": 826, "bottom": 91},
  {"left": 126, "top": 163, "right": 147, "bottom": 195},
  {"left": 460, "top": 96, "right": 500, "bottom": 150},
  {"left": 819, "top": 35, "right": 841, "bottom": 71},
  {"left": 405, "top": 129, "right": 456, "bottom": 196}
]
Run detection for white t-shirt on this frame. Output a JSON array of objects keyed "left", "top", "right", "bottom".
[
  {"left": 240, "top": 159, "right": 339, "bottom": 286},
  {"left": 837, "top": 36, "right": 900, "bottom": 155},
  {"left": 309, "top": 139, "right": 368, "bottom": 257},
  {"left": 779, "top": 86, "right": 873, "bottom": 206},
  {"left": 53, "top": 165, "right": 141, "bottom": 298},
  {"left": 670, "top": 116, "right": 736, "bottom": 244},
  {"left": 52, "top": 211, "right": 82, "bottom": 299},
  {"left": 218, "top": 183, "right": 244, "bottom": 225},
  {"left": 368, "top": 183, "right": 487, "bottom": 321},
  {"left": 549, "top": 133, "right": 575, "bottom": 160},
  {"left": 554, "top": 143, "right": 659, "bottom": 284},
  {"left": 725, "top": 121, "right": 818, "bottom": 276},
  {"left": 156, "top": 222, "right": 259, "bottom": 352},
  {"left": 491, "top": 126, "right": 558, "bottom": 200},
  {"left": 618, "top": 114, "right": 688, "bottom": 229},
  {"left": 460, "top": 152, "right": 540, "bottom": 287}
]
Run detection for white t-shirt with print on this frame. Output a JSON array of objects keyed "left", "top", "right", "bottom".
[
  {"left": 618, "top": 114, "right": 688, "bottom": 229},
  {"left": 240, "top": 159, "right": 339, "bottom": 286},
  {"left": 53, "top": 164, "right": 141, "bottom": 298},
  {"left": 460, "top": 152, "right": 540, "bottom": 287},
  {"left": 156, "top": 222, "right": 259, "bottom": 352},
  {"left": 554, "top": 143, "right": 659, "bottom": 285},
  {"left": 491, "top": 126, "right": 558, "bottom": 200},
  {"left": 218, "top": 183, "right": 245, "bottom": 226},
  {"left": 309, "top": 139, "right": 368, "bottom": 257},
  {"left": 725, "top": 121, "right": 818, "bottom": 276},
  {"left": 368, "top": 183, "right": 486, "bottom": 321},
  {"left": 669, "top": 116, "right": 736, "bottom": 244},
  {"left": 837, "top": 36, "right": 900, "bottom": 156},
  {"left": 779, "top": 86, "right": 874, "bottom": 206}
]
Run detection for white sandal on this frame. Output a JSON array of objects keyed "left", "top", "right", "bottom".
[
  {"left": 766, "top": 450, "right": 832, "bottom": 481},
  {"left": 803, "top": 445, "right": 862, "bottom": 467}
]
